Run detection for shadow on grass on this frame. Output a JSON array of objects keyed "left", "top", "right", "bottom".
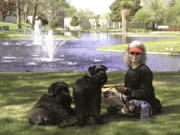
[
  {"left": 0, "top": 71, "right": 123, "bottom": 107},
  {"left": 0, "top": 117, "right": 48, "bottom": 135},
  {"left": 101, "top": 112, "right": 139, "bottom": 123},
  {"left": 161, "top": 104, "right": 180, "bottom": 115},
  {"left": 0, "top": 85, "right": 47, "bottom": 107},
  {"left": 0, "top": 116, "right": 151, "bottom": 135}
]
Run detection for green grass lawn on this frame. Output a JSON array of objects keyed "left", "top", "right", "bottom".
[
  {"left": 0, "top": 22, "right": 77, "bottom": 40},
  {"left": 99, "top": 33, "right": 180, "bottom": 54},
  {"left": 0, "top": 22, "right": 31, "bottom": 40},
  {"left": 0, "top": 71, "right": 180, "bottom": 135}
]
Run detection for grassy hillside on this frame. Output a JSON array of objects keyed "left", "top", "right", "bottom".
[
  {"left": 0, "top": 22, "right": 31, "bottom": 40},
  {"left": 0, "top": 22, "right": 78, "bottom": 40},
  {"left": 99, "top": 33, "right": 180, "bottom": 54}
]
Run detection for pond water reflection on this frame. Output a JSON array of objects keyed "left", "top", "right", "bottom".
[{"left": 0, "top": 32, "right": 179, "bottom": 72}]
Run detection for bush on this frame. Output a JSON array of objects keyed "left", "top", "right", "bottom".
[{"left": 49, "top": 20, "right": 59, "bottom": 29}]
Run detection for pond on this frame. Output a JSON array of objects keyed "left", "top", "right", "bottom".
[{"left": 0, "top": 32, "right": 179, "bottom": 72}]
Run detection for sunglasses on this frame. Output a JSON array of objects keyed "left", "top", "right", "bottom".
[{"left": 129, "top": 52, "right": 141, "bottom": 55}]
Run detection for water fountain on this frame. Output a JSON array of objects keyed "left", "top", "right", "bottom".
[
  {"left": 33, "top": 23, "right": 42, "bottom": 45},
  {"left": 32, "top": 23, "right": 65, "bottom": 61}
]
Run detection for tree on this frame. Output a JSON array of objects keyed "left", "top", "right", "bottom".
[
  {"left": 95, "top": 15, "right": 100, "bottom": 29},
  {"left": 31, "top": 0, "right": 38, "bottom": 30},
  {"left": 138, "top": 0, "right": 176, "bottom": 28},
  {"left": 70, "top": 15, "right": 79, "bottom": 29},
  {"left": 16, "top": 0, "right": 22, "bottom": 29},
  {"left": 22, "top": 0, "right": 30, "bottom": 22},
  {"left": 110, "top": 1, "right": 122, "bottom": 22},
  {"left": 0, "top": 0, "right": 16, "bottom": 21},
  {"left": 37, "top": 0, "right": 69, "bottom": 25},
  {"left": 133, "top": 8, "right": 154, "bottom": 23},
  {"left": 49, "top": 20, "right": 59, "bottom": 29},
  {"left": 110, "top": 0, "right": 141, "bottom": 36},
  {"left": 19, "top": 0, "right": 72, "bottom": 28},
  {"left": 166, "top": 0, "right": 180, "bottom": 27},
  {"left": 77, "top": 9, "right": 95, "bottom": 19},
  {"left": 64, "top": 6, "right": 77, "bottom": 17},
  {"left": 133, "top": 8, "right": 155, "bottom": 29}
]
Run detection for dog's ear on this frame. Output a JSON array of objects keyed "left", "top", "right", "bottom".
[
  {"left": 100, "top": 65, "right": 107, "bottom": 71},
  {"left": 88, "top": 65, "right": 96, "bottom": 76},
  {"left": 47, "top": 82, "right": 57, "bottom": 97},
  {"left": 62, "top": 82, "right": 68, "bottom": 89},
  {"left": 61, "top": 82, "right": 69, "bottom": 92}
]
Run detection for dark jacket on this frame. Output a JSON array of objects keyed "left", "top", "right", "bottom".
[{"left": 124, "top": 64, "right": 162, "bottom": 114}]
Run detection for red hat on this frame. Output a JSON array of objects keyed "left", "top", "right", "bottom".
[{"left": 128, "top": 46, "right": 144, "bottom": 53}]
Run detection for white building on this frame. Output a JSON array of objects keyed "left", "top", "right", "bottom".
[
  {"left": 63, "top": 17, "right": 121, "bottom": 30},
  {"left": 64, "top": 18, "right": 81, "bottom": 30}
]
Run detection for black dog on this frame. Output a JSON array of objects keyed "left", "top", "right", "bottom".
[
  {"left": 73, "top": 65, "right": 108, "bottom": 126},
  {"left": 28, "top": 82, "right": 75, "bottom": 126}
]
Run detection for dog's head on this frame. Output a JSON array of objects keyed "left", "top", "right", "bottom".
[
  {"left": 47, "top": 82, "right": 72, "bottom": 107},
  {"left": 88, "top": 65, "right": 108, "bottom": 85},
  {"left": 48, "top": 82, "right": 69, "bottom": 97}
]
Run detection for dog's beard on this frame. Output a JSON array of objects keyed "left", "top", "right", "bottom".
[{"left": 94, "top": 71, "right": 107, "bottom": 85}]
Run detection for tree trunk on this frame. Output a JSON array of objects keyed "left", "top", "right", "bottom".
[
  {"left": 119, "top": 22, "right": 121, "bottom": 29},
  {"left": 23, "top": 0, "right": 30, "bottom": 22},
  {"left": 0, "top": 11, "right": 4, "bottom": 21},
  {"left": 121, "top": 8, "right": 130, "bottom": 37},
  {"left": 16, "top": 0, "right": 22, "bottom": 29},
  {"left": 59, "top": 8, "right": 64, "bottom": 28},
  {"left": 113, "top": 22, "right": 115, "bottom": 28},
  {"left": 31, "top": 0, "right": 37, "bottom": 30},
  {"left": 0, "top": 0, "right": 16, "bottom": 22}
]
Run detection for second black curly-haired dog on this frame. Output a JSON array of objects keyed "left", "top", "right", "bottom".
[
  {"left": 28, "top": 82, "right": 76, "bottom": 126},
  {"left": 73, "top": 65, "right": 108, "bottom": 126}
]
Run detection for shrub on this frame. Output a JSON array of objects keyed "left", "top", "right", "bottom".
[{"left": 49, "top": 20, "right": 59, "bottom": 29}]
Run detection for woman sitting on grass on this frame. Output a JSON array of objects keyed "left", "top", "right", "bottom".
[{"left": 103, "top": 40, "right": 162, "bottom": 116}]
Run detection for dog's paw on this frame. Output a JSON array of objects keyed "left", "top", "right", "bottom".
[
  {"left": 87, "top": 116, "right": 104, "bottom": 125},
  {"left": 96, "top": 117, "right": 104, "bottom": 125},
  {"left": 87, "top": 116, "right": 96, "bottom": 125},
  {"left": 58, "top": 117, "right": 77, "bottom": 128}
]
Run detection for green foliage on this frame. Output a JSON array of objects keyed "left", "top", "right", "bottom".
[
  {"left": 119, "top": 0, "right": 136, "bottom": 9},
  {"left": 49, "top": 20, "right": 59, "bottom": 29},
  {"left": 64, "top": 6, "right": 77, "bottom": 17},
  {"left": 137, "top": 0, "right": 180, "bottom": 26},
  {"left": 110, "top": 0, "right": 141, "bottom": 22},
  {"left": 70, "top": 16, "right": 79, "bottom": 27},
  {"left": 109, "top": 0, "right": 122, "bottom": 22},
  {"left": 33, "top": 0, "right": 70, "bottom": 23},
  {"left": 0, "top": 71, "right": 180, "bottom": 135},
  {"left": 133, "top": 8, "right": 154, "bottom": 22},
  {"left": 166, "top": 1, "right": 180, "bottom": 26},
  {"left": 0, "top": 0, "right": 16, "bottom": 21}
]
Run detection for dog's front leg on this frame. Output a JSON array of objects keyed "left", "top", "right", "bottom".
[
  {"left": 89, "top": 95, "right": 103, "bottom": 125},
  {"left": 74, "top": 93, "right": 87, "bottom": 126},
  {"left": 76, "top": 104, "right": 87, "bottom": 126}
]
